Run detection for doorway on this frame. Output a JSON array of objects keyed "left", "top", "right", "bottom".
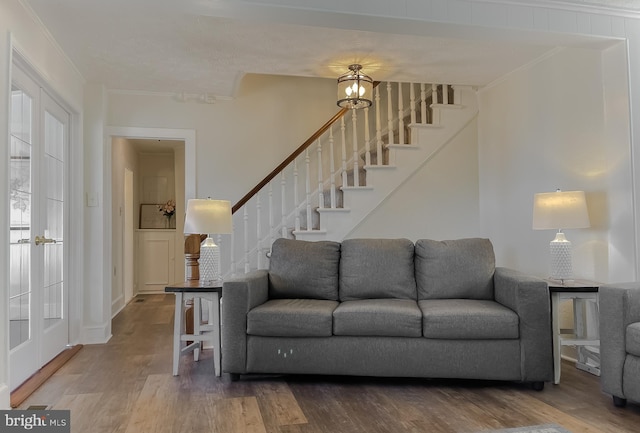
[
  {"left": 110, "top": 132, "right": 193, "bottom": 317},
  {"left": 9, "top": 61, "right": 70, "bottom": 389}
]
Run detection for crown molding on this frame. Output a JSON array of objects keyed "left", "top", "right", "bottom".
[{"left": 479, "top": 0, "right": 640, "bottom": 18}]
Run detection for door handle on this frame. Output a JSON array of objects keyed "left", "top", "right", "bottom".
[{"left": 35, "top": 235, "right": 56, "bottom": 246}]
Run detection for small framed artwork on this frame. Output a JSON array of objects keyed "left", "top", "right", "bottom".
[{"left": 140, "top": 204, "right": 173, "bottom": 229}]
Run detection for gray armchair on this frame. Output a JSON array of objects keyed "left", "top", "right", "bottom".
[{"left": 599, "top": 283, "right": 640, "bottom": 407}]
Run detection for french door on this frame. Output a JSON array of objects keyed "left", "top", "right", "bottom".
[{"left": 9, "top": 63, "right": 69, "bottom": 389}]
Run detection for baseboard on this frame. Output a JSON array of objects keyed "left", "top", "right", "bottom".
[
  {"left": 0, "top": 382, "right": 10, "bottom": 409},
  {"left": 10, "top": 345, "right": 83, "bottom": 408},
  {"left": 112, "top": 294, "right": 125, "bottom": 318},
  {"left": 81, "top": 323, "right": 112, "bottom": 344}
]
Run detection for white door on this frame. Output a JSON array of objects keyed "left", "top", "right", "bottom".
[{"left": 9, "top": 64, "right": 69, "bottom": 389}]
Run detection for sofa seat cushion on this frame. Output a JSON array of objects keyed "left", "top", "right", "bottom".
[
  {"left": 415, "top": 238, "right": 495, "bottom": 300},
  {"left": 419, "top": 299, "right": 519, "bottom": 339},
  {"left": 339, "top": 238, "right": 417, "bottom": 300},
  {"left": 268, "top": 238, "right": 341, "bottom": 300},
  {"left": 333, "top": 299, "right": 422, "bottom": 337},
  {"left": 627, "top": 322, "right": 640, "bottom": 357},
  {"left": 247, "top": 299, "right": 338, "bottom": 337}
]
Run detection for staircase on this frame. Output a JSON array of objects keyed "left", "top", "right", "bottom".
[{"left": 222, "top": 83, "right": 478, "bottom": 276}]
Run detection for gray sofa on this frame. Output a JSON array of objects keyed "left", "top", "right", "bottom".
[
  {"left": 222, "top": 237, "right": 553, "bottom": 388},
  {"left": 600, "top": 283, "right": 640, "bottom": 407}
]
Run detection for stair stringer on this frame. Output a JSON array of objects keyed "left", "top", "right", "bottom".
[{"left": 294, "top": 86, "right": 478, "bottom": 242}]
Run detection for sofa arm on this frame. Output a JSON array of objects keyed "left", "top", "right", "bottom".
[
  {"left": 600, "top": 283, "right": 640, "bottom": 399},
  {"left": 222, "top": 269, "right": 269, "bottom": 374},
  {"left": 494, "top": 267, "right": 553, "bottom": 382}
]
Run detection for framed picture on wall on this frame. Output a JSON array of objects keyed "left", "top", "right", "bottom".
[{"left": 140, "top": 204, "right": 174, "bottom": 229}]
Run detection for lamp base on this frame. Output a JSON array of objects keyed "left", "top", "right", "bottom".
[
  {"left": 200, "top": 236, "right": 221, "bottom": 284},
  {"left": 549, "top": 232, "right": 573, "bottom": 281}
]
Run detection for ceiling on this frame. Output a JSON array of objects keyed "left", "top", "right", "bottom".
[
  {"left": 127, "top": 139, "right": 184, "bottom": 153},
  {"left": 23, "top": 0, "right": 636, "bottom": 99}
]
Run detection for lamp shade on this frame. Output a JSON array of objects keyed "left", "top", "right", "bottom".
[
  {"left": 532, "top": 190, "right": 590, "bottom": 230},
  {"left": 184, "top": 199, "right": 233, "bottom": 235}
]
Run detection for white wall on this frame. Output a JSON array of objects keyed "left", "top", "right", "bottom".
[
  {"left": 107, "top": 74, "right": 338, "bottom": 202},
  {"left": 602, "top": 42, "right": 636, "bottom": 283},
  {"left": 83, "top": 83, "right": 111, "bottom": 344},
  {"left": 350, "top": 117, "right": 480, "bottom": 241},
  {"left": 478, "top": 45, "right": 634, "bottom": 282},
  {"left": 0, "top": 0, "right": 84, "bottom": 409}
]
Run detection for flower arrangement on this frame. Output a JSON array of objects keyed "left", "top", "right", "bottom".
[{"left": 157, "top": 199, "right": 176, "bottom": 218}]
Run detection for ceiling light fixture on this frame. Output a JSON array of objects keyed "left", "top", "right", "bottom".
[{"left": 337, "top": 64, "right": 373, "bottom": 109}]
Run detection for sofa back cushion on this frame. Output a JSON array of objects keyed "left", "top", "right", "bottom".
[
  {"left": 268, "top": 238, "right": 341, "bottom": 300},
  {"left": 415, "top": 238, "right": 495, "bottom": 300},
  {"left": 339, "top": 238, "right": 416, "bottom": 300}
]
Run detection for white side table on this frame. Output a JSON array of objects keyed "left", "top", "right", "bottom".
[
  {"left": 165, "top": 281, "right": 223, "bottom": 376},
  {"left": 547, "top": 279, "right": 600, "bottom": 384}
]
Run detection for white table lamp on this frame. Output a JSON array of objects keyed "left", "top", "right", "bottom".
[
  {"left": 532, "top": 190, "right": 590, "bottom": 281},
  {"left": 184, "top": 198, "right": 233, "bottom": 283}
]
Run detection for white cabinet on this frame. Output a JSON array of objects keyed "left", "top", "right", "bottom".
[{"left": 136, "top": 230, "right": 176, "bottom": 293}]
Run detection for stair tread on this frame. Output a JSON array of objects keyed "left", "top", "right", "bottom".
[
  {"left": 364, "top": 164, "right": 397, "bottom": 170},
  {"left": 317, "top": 207, "right": 351, "bottom": 213},
  {"left": 292, "top": 229, "right": 327, "bottom": 235},
  {"left": 341, "top": 186, "right": 374, "bottom": 191},
  {"left": 409, "top": 123, "right": 443, "bottom": 129},
  {"left": 386, "top": 144, "right": 419, "bottom": 149}
]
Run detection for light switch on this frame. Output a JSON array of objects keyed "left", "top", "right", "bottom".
[{"left": 87, "top": 192, "right": 99, "bottom": 207}]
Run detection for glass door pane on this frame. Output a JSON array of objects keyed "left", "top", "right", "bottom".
[
  {"left": 43, "top": 109, "right": 65, "bottom": 329},
  {"left": 9, "top": 86, "right": 33, "bottom": 350}
]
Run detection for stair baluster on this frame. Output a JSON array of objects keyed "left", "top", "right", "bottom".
[
  {"left": 364, "top": 106, "right": 371, "bottom": 167},
  {"left": 341, "top": 117, "right": 347, "bottom": 187},
  {"left": 317, "top": 139, "right": 324, "bottom": 210},
  {"left": 375, "top": 86, "right": 383, "bottom": 166},
  {"left": 351, "top": 110, "right": 359, "bottom": 187},
  {"left": 293, "top": 159, "right": 300, "bottom": 231},
  {"left": 243, "top": 207, "right": 250, "bottom": 273},
  {"left": 268, "top": 182, "right": 274, "bottom": 252},
  {"left": 410, "top": 83, "right": 416, "bottom": 126},
  {"left": 398, "top": 82, "right": 405, "bottom": 145},
  {"left": 305, "top": 149, "right": 312, "bottom": 230},
  {"left": 329, "top": 126, "right": 337, "bottom": 209},
  {"left": 230, "top": 224, "right": 236, "bottom": 275},
  {"left": 280, "top": 172, "right": 287, "bottom": 237},
  {"left": 431, "top": 84, "right": 440, "bottom": 125},
  {"left": 387, "top": 82, "right": 393, "bottom": 143},
  {"left": 453, "top": 85, "right": 461, "bottom": 105},
  {"left": 420, "top": 84, "right": 427, "bottom": 124},
  {"left": 256, "top": 194, "right": 262, "bottom": 269}
]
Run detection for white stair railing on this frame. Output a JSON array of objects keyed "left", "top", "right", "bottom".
[{"left": 225, "top": 81, "right": 458, "bottom": 276}]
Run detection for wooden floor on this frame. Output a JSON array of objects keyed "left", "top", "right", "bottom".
[{"left": 19, "top": 294, "right": 640, "bottom": 433}]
